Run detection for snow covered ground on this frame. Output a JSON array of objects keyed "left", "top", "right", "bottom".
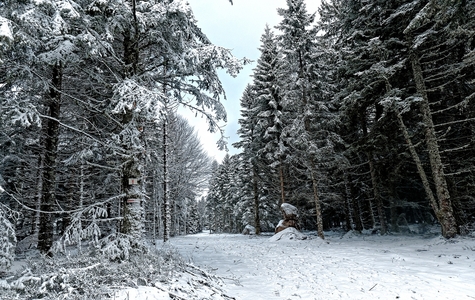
[{"left": 169, "top": 229, "right": 475, "bottom": 300}]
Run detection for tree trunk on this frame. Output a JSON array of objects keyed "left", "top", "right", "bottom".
[
  {"left": 360, "top": 110, "right": 387, "bottom": 234},
  {"left": 162, "top": 114, "right": 171, "bottom": 242},
  {"left": 279, "top": 160, "right": 285, "bottom": 204},
  {"left": 310, "top": 164, "right": 324, "bottom": 239},
  {"left": 389, "top": 183, "right": 399, "bottom": 233},
  {"left": 343, "top": 172, "right": 354, "bottom": 231},
  {"left": 77, "top": 161, "right": 85, "bottom": 252},
  {"left": 396, "top": 112, "right": 439, "bottom": 214},
  {"left": 119, "top": 7, "right": 144, "bottom": 240},
  {"left": 368, "top": 156, "right": 387, "bottom": 234},
  {"left": 252, "top": 164, "right": 261, "bottom": 235},
  {"left": 349, "top": 175, "right": 364, "bottom": 232},
  {"left": 38, "top": 64, "right": 62, "bottom": 255},
  {"left": 409, "top": 49, "right": 457, "bottom": 238},
  {"left": 33, "top": 156, "right": 43, "bottom": 236}
]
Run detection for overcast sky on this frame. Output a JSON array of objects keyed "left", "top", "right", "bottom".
[{"left": 182, "top": 0, "right": 321, "bottom": 163}]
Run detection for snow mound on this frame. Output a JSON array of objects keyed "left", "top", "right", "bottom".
[
  {"left": 341, "top": 230, "right": 361, "bottom": 239},
  {"left": 112, "top": 287, "right": 169, "bottom": 300},
  {"left": 269, "top": 227, "right": 307, "bottom": 242},
  {"left": 242, "top": 224, "right": 256, "bottom": 235}
]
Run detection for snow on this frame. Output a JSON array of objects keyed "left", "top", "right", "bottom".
[
  {"left": 242, "top": 224, "right": 256, "bottom": 235},
  {"left": 0, "top": 185, "right": 4, "bottom": 194},
  {"left": 280, "top": 202, "right": 298, "bottom": 216},
  {"left": 111, "top": 287, "right": 169, "bottom": 300},
  {"left": 0, "top": 17, "right": 13, "bottom": 42},
  {"left": 269, "top": 227, "right": 307, "bottom": 241},
  {"left": 168, "top": 231, "right": 475, "bottom": 300}
]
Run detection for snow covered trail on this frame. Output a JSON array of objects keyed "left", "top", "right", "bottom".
[{"left": 170, "top": 231, "right": 475, "bottom": 300}]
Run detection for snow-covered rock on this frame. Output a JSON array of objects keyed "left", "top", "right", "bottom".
[
  {"left": 242, "top": 225, "right": 255, "bottom": 235},
  {"left": 281, "top": 203, "right": 298, "bottom": 219},
  {"left": 275, "top": 218, "right": 300, "bottom": 233},
  {"left": 275, "top": 203, "right": 300, "bottom": 233},
  {"left": 269, "top": 227, "right": 307, "bottom": 242}
]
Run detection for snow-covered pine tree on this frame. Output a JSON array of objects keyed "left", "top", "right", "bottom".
[
  {"left": 400, "top": 0, "right": 475, "bottom": 237},
  {"left": 206, "top": 160, "right": 221, "bottom": 233},
  {"left": 0, "top": 0, "right": 99, "bottom": 254},
  {"left": 276, "top": 0, "right": 339, "bottom": 238},
  {"left": 253, "top": 25, "right": 288, "bottom": 206},
  {"left": 318, "top": 0, "right": 475, "bottom": 236},
  {"left": 234, "top": 84, "right": 263, "bottom": 234},
  {"left": 318, "top": 0, "right": 421, "bottom": 233},
  {"left": 0, "top": 184, "right": 17, "bottom": 271},
  {"left": 82, "top": 0, "right": 245, "bottom": 243},
  {"left": 1, "top": 0, "right": 245, "bottom": 256}
]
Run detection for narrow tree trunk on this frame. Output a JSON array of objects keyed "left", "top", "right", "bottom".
[
  {"left": 348, "top": 174, "right": 364, "bottom": 232},
  {"left": 343, "top": 172, "right": 354, "bottom": 231},
  {"left": 368, "top": 156, "right": 387, "bottom": 234},
  {"left": 152, "top": 170, "right": 158, "bottom": 241},
  {"left": 162, "top": 114, "right": 171, "bottom": 242},
  {"left": 396, "top": 112, "right": 439, "bottom": 215},
  {"left": 278, "top": 160, "right": 285, "bottom": 204},
  {"left": 310, "top": 164, "right": 324, "bottom": 239},
  {"left": 38, "top": 63, "right": 62, "bottom": 255},
  {"left": 252, "top": 164, "right": 261, "bottom": 235},
  {"left": 360, "top": 110, "right": 387, "bottom": 234},
  {"left": 33, "top": 157, "right": 43, "bottom": 236},
  {"left": 77, "top": 161, "right": 84, "bottom": 252},
  {"left": 389, "top": 183, "right": 399, "bottom": 233},
  {"left": 409, "top": 49, "right": 457, "bottom": 238}
]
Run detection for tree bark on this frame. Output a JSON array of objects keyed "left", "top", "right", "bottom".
[
  {"left": 409, "top": 49, "right": 457, "bottom": 238},
  {"left": 278, "top": 160, "right": 285, "bottom": 204},
  {"left": 396, "top": 112, "right": 439, "bottom": 213},
  {"left": 162, "top": 114, "right": 171, "bottom": 242},
  {"left": 252, "top": 164, "right": 261, "bottom": 235},
  {"left": 38, "top": 63, "right": 62, "bottom": 255},
  {"left": 368, "top": 156, "right": 387, "bottom": 234},
  {"left": 348, "top": 173, "right": 364, "bottom": 232},
  {"left": 310, "top": 164, "right": 324, "bottom": 239},
  {"left": 119, "top": 6, "right": 144, "bottom": 240},
  {"left": 343, "top": 172, "right": 354, "bottom": 231}
]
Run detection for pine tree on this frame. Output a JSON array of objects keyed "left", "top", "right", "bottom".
[
  {"left": 1, "top": 0, "right": 246, "bottom": 255},
  {"left": 253, "top": 25, "right": 287, "bottom": 205},
  {"left": 400, "top": 0, "right": 475, "bottom": 237},
  {"left": 0, "top": 0, "right": 97, "bottom": 254},
  {"left": 276, "top": 0, "right": 339, "bottom": 238},
  {"left": 234, "top": 85, "right": 262, "bottom": 234}
]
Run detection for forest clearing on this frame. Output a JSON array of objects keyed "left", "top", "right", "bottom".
[
  {"left": 170, "top": 230, "right": 475, "bottom": 300},
  {"left": 114, "top": 229, "right": 475, "bottom": 300}
]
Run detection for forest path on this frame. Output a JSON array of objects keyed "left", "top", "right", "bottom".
[{"left": 170, "top": 231, "right": 475, "bottom": 300}]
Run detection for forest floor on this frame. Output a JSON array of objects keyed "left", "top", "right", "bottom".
[
  {"left": 4, "top": 228, "right": 475, "bottom": 299},
  {"left": 168, "top": 228, "right": 475, "bottom": 300}
]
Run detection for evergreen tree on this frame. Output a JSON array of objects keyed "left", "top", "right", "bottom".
[
  {"left": 234, "top": 85, "right": 262, "bottom": 233},
  {"left": 253, "top": 25, "right": 287, "bottom": 205}
]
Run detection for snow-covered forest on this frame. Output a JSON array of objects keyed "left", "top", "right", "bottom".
[
  {"left": 207, "top": 0, "right": 475, "bottom": 240},
  {"left": 1, "top": 0, "right": 475, "bottom": 299}
]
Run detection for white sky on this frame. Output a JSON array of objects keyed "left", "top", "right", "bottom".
[{"left": 182, "top": 0, "right": 322, "bottom": 163}]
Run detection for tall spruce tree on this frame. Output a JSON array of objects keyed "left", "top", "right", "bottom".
[
  {"left": 234, "top": 84, "right": 262, "bottom": 234},
  {"left": 253, "top": 25, "right": 287, "bottom": 205},
  {"left": 400, "top": 0, "right": 475, "bottom": 237}
]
